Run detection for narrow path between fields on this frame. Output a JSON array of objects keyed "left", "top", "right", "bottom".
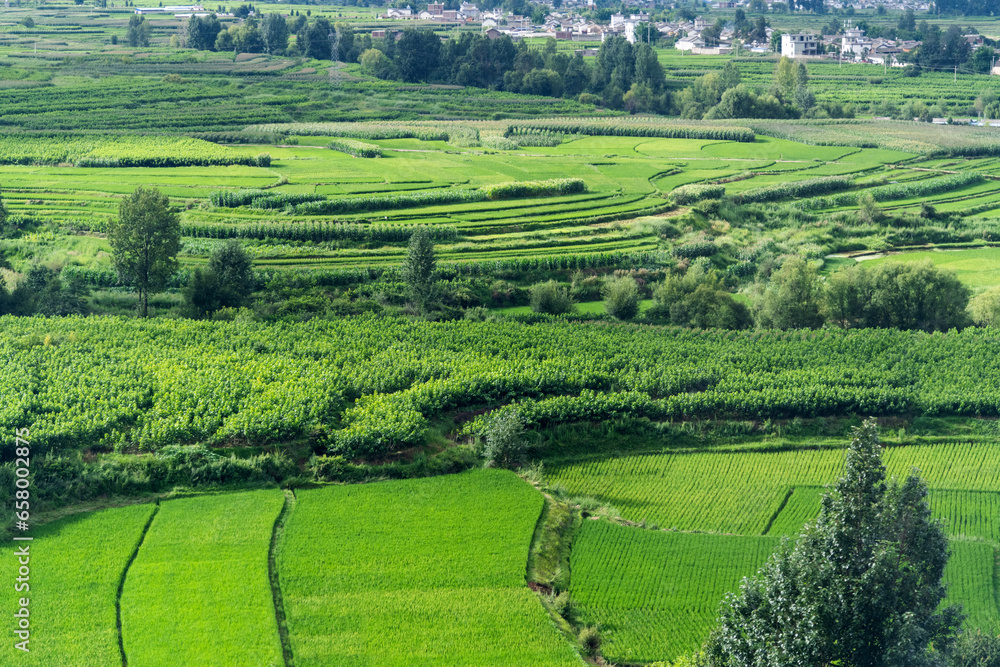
[
  {"left": 269, "top": 489, "right": 297, "bottom": 667},
  {"left": 117, "top": 501, "right": 160, "bottom": 667}
]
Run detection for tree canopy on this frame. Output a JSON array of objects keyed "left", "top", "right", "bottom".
[{"left": 108, "top": 187, "right": 181, "bottom": 318}]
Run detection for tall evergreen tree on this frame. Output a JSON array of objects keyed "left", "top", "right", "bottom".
[
  {"left": 708, "top": 420, "right": 963, "bottom": 667},
  {"left": 402, "top": 227, "right": 436, "bottom": 311}
]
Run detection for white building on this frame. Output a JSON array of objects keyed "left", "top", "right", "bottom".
[
  {"left": 134, "top": 4, "right": 203, "bottom": 13},
  {"left": 781, "top": 33, "right": 818, "bottom": 58},
  {"left": 842, "top": 23, "right": 867, "bottom": 56}
]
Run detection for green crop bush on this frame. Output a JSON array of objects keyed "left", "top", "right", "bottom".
[
  {"left": 328, "top": 137, "right": 382, "bottom": 158},
  {"left": 672, "top": 183, "right": 725, "bottom": 205},
  {"left": 483, "top": 178, "right": 585, "bottom": 200}
]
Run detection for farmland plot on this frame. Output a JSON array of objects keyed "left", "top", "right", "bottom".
[
  {"left": 0, "top": 504, "right": 155, "bottom": 666},
  {"left": 120, "top": 490, "right": 285, "bottom": 667},
  {"left": 570, "top": 521, "right": 779, "bottom": 663},
  {"left": 278, "top": 470, "right": 582, "bottom": 666}
]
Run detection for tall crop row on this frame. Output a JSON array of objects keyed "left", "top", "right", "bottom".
[
  {"left": 181, "top": 221, "right": 458, "bottom": 244},
  {"left": 482, "top": 178, "right": 585, "bottom": 199},
  {"left": 295, "top": 188, "right": 488, "bottom": 215},
  {"left": 328, "top": 137, "right": 382, "bottom": 158},
  {"left": 0, "top": 134, "right": 268, "bottom": 167},
  {"left": 731, "top": 175, "right": 855, "bottom": 205},
  {"left": 247, "top": 119, "right": 756, "bottom": 143},
  {"left": 803, "top": 172, "right": 985, "bottom": 208}
]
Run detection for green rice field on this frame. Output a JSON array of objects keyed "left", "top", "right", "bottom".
[
  {"left": 120, "top": 490, "right": 285, "bottom": 666},
  {"left": 550, "top": 441, "right": 1000, "bottom": 662},
  {"left": 277, "top": 469, "right": 583, "bottom": 666},
  {"left": 0, "top": 504, "right": 155, "bottom": 666}
]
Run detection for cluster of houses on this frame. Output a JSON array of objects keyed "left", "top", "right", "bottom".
[
  {"left": 380, "top": 5, "right": 655, "bottom": 44},
  {"left": 779, "top": 21, "right": 984, "bottom": 65}
]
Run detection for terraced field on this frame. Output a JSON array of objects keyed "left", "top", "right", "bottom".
[{"left": 550, "top": 441, "right": 1000, "bottom": 663}]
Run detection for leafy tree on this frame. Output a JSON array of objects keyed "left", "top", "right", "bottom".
[
  {"left": 753, "top": 256, "right": 823, "bottom": 329},
  {"left": 260, "top": 13, "right": 289, "bottom": 55},
  {"left": 774, "top": 56, "right": 798, "bottom": 101},
  {"left": 824, "top": 260, "right": 970, "bottom": 332},
  {"left": 704, "top": 84, "right": 787, "bottom": 119},
  {"left": 898, "top": 8, "right": 916, "bottom": 32},
  {"left": 208, "top": 239, "right": 254, "bottom": 308},
  {"left": 969, "top": 286, "right": 1000, "bottom": 327},
  {"left": 395, "top": 28, "right": 441, "bottom": 82},
  {"left": 401, "top": 226, "right": 436, "bottom": 312},
  {"left": 126, "top": 14, "right": 150, "bottom": 47},
  {"left": 15, "top": 265, "right": 89, "bottom": 316},
  {"left": 107, "top": 187, "right": 181, "bottom": 318},
  {"left": 529, "top": 280, "right": 573, "bottom": 315},
  {"left": 186, "top": 268, "right": 222, "bottom": 318},
  {"left": 359, "top": 48, "right": 397, "bottom": 79},
  {"left": 300, "top": 17, "right": 332, "bottom": 60},
  {"left": 649, "top": 265, "right": 751, "bottom": 329},
  {"left": 187, "top": 14, "right": 222, "bottom": 51},
  {"left": 969, "top": 45, "right": 996, "bottom": 74},
  {"left": 708, "top": 420, "right": 963, "bottom": 667},
  {"left": 603, "top": 275, "right": 640, "bottom": 321}
]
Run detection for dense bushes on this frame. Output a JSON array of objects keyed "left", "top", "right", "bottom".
[
  {"left": 295, "top": 189, "right": 487, "bottom": 214},
  {"left": 649, "top": 266, "right": 751, "bottom": 330},
  {"left": 530, "top": 280, "right": 574, "bottom": 315},
  {"left": 181, "top": 221, "right": 458, "bottom": 244},
  {"left": 823, "top": 260, "right": 970, "bottom": 331},
  {"left": 210, "top": 189, "right": 324, "bottom": 208},
  {"left": 603, "top": 276, "right": 640, "bottom": 321}
]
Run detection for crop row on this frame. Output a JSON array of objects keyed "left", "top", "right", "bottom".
[
  {"left": 248, "top": 118, "right": 755, "bottom": 143},
  {"left": 509, "top": 118, "right": 756, "bottom": 142},
  {"left": 181, "top": 221, "right": 459, "bottom": 244},
  {"left": 210, "top": 189, "right": 324, "bottom": 209},
  {"left": 671, "top": 183, "right": 726, "bottom": 204},
  {"left": 731, "top": 175, "right": 855, "bottom": 205},
  {"left": 0, "top": 134, "right": 268, "bottom": 168},
  {"left": 327, "top": 137, "right": 382, "bottom": 158},
  {"left": 294, "top": 188, "right": 487, "bottom": 215},
  {"left": 803, "top": 172, "right": 986, "bottom": 209}
]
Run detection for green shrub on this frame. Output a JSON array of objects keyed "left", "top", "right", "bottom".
[
  {"left": 482, "top": 410, "right": 527, "bottom": 469},
  {"left": 603, "top": 276, "right": 640, "bottom": 321},
  {"left": 671, "top": 183, "right": 725, "bottom": 205},
  {"left": 579, "top": 626, "right": 602, "bottom": 657},
  {"left": 530, "top": 280, "right": 573, "bottom": 315},
  {"left": 328, "top": 137, "right": 382, "bottom": 158},
  {"left": 483, "top": 178, "right": 585, "bottom": 200}
]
